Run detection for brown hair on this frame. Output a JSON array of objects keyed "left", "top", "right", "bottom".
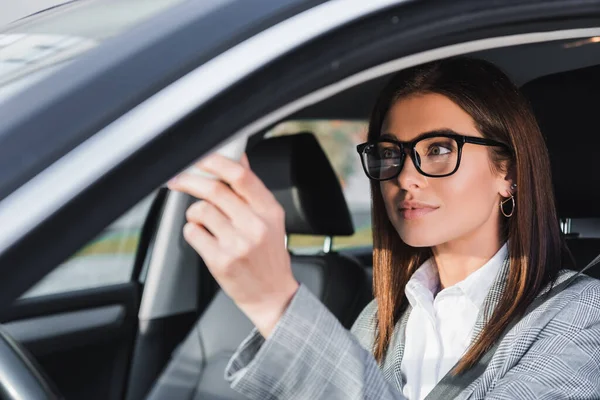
[{"left": 369, "top": 57, "right": 570, "bottom": 373}]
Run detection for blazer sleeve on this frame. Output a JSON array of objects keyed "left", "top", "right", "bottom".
[{"left": 224, "top": 284, "right": 406, "bottom": 400}]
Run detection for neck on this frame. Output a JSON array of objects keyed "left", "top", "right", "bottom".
[{"left": 432, "top": 232, "right": 504, "bottom": 290}]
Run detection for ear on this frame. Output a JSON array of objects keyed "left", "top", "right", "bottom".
[{"left": 498, "top": 162, "right": 516, "bottom": 198}]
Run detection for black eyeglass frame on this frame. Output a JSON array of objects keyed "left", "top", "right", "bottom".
[{"left": 356, "top": 133, "right": 511, "bottom": 181}]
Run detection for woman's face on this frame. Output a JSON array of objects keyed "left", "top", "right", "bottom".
[{"left": 380, "top": 93, "right": 512, "bottom": 248}]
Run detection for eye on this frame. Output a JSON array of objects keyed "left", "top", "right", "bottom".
[
  {"left": 377, "top": 146, "right": 400, "bottom": 159},
  {"left": 427, "top": 143, "right": 452, "bottom": 156},
  {"left": 381, "top": 148, "right": 395, "bottom": 158}
]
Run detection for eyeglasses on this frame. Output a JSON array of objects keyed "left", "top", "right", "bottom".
[{"left": 356, "top": 132, "right": 510, "bottom": 181}]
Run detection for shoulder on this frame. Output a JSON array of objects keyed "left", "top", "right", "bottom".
[
  {"left": 350, "top": 298, "right": 378, "bottom": 351},
  {"left": 479, "top": 273, "right": 600, "bottom": 398},
  {"left": 549, "top": 269, "right": 600, "bottom": 302},
  {"left": 488, "top": 273, "right": 600, "bottom": 369},
  {"left": 526, "top": 270, "right": 600, "bottom": 332},
  {"left": 552, "top": 271, "right": 600, "bottom": 314}
]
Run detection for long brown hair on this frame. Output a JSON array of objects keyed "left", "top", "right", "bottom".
[{"left": 369, "top": 57, "right": 569, "bottom": 373}]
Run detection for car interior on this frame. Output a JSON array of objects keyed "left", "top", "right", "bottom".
[{"left": 2, "top": 34, "right": 600, "bottom": 400}]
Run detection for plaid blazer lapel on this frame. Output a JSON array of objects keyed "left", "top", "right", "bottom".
[{"left": 381, "top": 304, "right": 412, "bottom": 392}]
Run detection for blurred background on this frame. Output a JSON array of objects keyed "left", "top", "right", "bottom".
[{"left": 0, "top": 1, "right": 68, "bottom": 26}]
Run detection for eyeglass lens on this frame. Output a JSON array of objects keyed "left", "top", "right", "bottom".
[{"left": 361, "top": 136, "right": 459, "bottom": 179}]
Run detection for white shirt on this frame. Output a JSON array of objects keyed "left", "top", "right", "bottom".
[{"left": 400, "top": 243, "right": 508, "bottom": 400}]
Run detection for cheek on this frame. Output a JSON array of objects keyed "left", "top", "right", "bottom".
[
  {"left": 396, "top": 156, "right": 500, "bottom": 247},
  {"left": 439, "top": 170, "right": 497, "bottom": 221}
]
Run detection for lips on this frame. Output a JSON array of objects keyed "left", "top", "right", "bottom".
[
  {"left": 398, "top": 201, "right": 439, "bottom": 220},
  {"left": 399, "top": 208, "right": 437, "bottom": 220}
]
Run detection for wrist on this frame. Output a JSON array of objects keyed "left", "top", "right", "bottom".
[{"left": 241, "top": 281, "right": 300, "bottom": 339}]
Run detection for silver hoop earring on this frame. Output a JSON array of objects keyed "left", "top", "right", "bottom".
[{"left": 500, "top": 195, "right": 515, "bottom": 218}]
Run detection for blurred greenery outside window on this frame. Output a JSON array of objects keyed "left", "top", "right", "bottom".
[
  {"left": 266, "top": 120, "right": 372, "bottom": 253},
  {"left": 22, "top": 193, "right": 156, "bottom": 298}
]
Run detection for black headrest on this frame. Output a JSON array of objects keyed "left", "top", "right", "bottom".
[
  {"left": 521, "top": 65, "right": 600, "bottom": 218},
  {"left": 247, "top": 132, "right": 354, "bottom": 236}
]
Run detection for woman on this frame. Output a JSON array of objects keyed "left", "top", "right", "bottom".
[{"left": 167, "top": 57, "right": 600, "bottom": 399}]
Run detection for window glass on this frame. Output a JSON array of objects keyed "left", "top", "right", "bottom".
[
  {"left": 0, "top": 0, "right": 186, "bottom": 103},
  {"left": 22, "top": 193, "right": 156, "bottom": 298},
  {"left": 267, "top": 120, "right": 371, "bottom": 252},
  {"left": 568, "top": 219, "right": 600, "bottom": 238}
]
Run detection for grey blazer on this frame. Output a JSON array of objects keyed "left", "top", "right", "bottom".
[{"left": 224, "top": 263, "right": 600, "bottom": 399}]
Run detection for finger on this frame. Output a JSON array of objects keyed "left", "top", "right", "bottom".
[
  {"left": 182, "top": 222, "right": 224, "bottom": 266},
  {"left": 183, "top": 223, "right": 251, "bottom": 285},
  {"left": 186, "top": 200, "right": 236, "bottom": 244},
  {"left": 168, "top": 173, "right": 262, "bottom": 232},
  {"left": 196, "top": 154, "right": 277, "bottom": 213},
  {"left": 240, "top": 152, "right": 250, "bottom": 168}
]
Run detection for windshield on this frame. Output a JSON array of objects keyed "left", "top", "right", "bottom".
[{"left": 0, "top": 0, "right": 185, "bottom": 102}]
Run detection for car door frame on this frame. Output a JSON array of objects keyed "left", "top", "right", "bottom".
[{"left": 0, "top": 187, "right": 168, "bottom": 399}]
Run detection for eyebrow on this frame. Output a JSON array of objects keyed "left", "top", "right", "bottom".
[{"left": 380, "top": 128, "right": 460, "bottom": 142}]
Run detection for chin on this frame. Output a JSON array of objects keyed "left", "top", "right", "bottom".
[
  {"left": 397, "top": 225, "right": 445, "bottom": 248},
  {"left": 400, "top": 235, "right": 437, "bottom": 248}
]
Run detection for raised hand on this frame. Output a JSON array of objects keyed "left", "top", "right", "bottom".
[{"left": 167, "top": 153, "right": 299, "bottom": 338}]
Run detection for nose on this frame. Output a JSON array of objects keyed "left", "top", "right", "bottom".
[{"left": 397, "top": 152, "right": 427, "bottom": 190}]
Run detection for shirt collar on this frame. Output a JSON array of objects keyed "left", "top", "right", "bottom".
[
  {"left": 404, "top": 243, "right": 508, "bottom": 310},
  {"left": 405, "top": 258, "right": 439, "bottom": 308}
]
